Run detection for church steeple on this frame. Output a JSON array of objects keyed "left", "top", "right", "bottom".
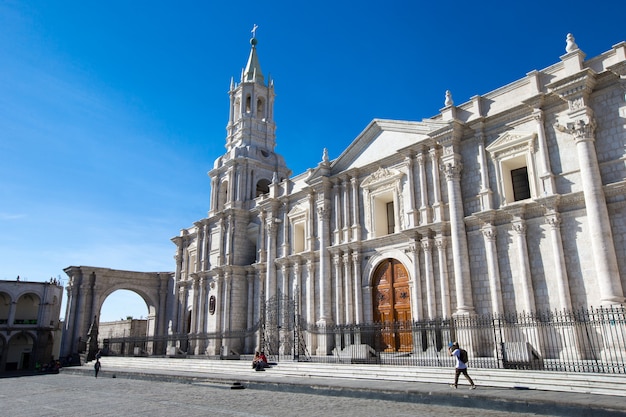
[
  {"left": 209, "top": 27, "right": 290, "bottom": 215},
  {"left": 243, "top": 33, "right": 264, "bottom": 84},
  {"left": 225, "top": 27, "right": 277, "bottom": 153}
]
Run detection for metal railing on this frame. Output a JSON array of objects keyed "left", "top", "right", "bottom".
[{"left": 100, "top": 305, "right": 625, "bottom": 374}]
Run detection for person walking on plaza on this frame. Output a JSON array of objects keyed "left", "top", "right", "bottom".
[
  {"left": 94, "top": 359, "right": 101, "bottom": 378},
  {"left": 448, "top": 342, "right": 476, "bottom": 390}
]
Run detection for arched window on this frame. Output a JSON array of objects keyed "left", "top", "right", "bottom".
[
  {"left": 256, "top": 179, "right": 271, "bottom": 197},
  {"left": 256, "top": 97, "right": 265, "bottom": 118}
]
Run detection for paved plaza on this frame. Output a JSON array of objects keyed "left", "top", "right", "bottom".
[{"left": 0, "top": 372, "right": 554, "bottom": 417}]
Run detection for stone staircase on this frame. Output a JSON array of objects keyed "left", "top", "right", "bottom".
[{"left": 80, "top": 356, "right": 625, "bottom": 397}]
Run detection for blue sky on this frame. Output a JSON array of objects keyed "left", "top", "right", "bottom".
[{"left": 1, "top": 1, "right": 624, "bottom": 322}]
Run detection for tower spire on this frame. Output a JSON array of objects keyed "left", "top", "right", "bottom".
[{"left": 243, "top": 24, "right": 264, "bottom": 83}]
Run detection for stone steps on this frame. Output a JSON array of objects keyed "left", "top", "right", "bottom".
[{"left": 88, "top": 356, "right": 626, "bottom": 397}]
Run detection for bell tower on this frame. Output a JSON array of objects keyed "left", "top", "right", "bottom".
[{"left": 209, "top": 29, "right": 290, "bottom": 216}]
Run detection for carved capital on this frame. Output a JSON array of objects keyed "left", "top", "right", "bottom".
[
  {"left": 512, "top": 221, "right": 526, "bottom": 235},
  {"left": 441, "top": 162, "right": 462, "bottom": 181},
  {"left": 545, "top": 212, "right": 561, "bottom": 229},
  {"left": 481, "top": 225, "right": 497, "bottom": 241}
]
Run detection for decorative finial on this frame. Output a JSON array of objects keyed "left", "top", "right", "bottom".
[
  {"left": 445, "top": 90, "right": 454, "bottom": 107},
  {"left": 322, "top": 148, "right": 329, "bottom": 164},
  {"left": 250, "top": 24, "right": 259, "bottom": 46},
  {"left": 565, "top": 33, "right": 578, "bottom": 53}
]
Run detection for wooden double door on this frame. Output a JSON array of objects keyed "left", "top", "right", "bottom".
[{"left": 372, "top": 259, "right": 413, "bottom": 352}]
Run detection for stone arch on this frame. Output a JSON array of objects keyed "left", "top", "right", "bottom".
[
  {"left": 14, "top": 292, "right": 40, "bottom": 324},
  {"left": 5, "top": 330, "right": 35, "bottom": 370},
  {"left": 363, "top": 249, "right": 413, "bottom": 287},
  {"left": 0, "top": 291, "right": 10, "bottom": 323},
  {"left": 61, "top": 266, "right": 173, "bottom": 359},
  {"left": 256, "top": 178, "right": 271, "bottom": 197},
  {"left": 361, "top": 249, "right": 414, "bottom": 324}
]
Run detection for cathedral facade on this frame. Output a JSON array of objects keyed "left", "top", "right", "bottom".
[{"left": 167, "top": 33, "right": 626, "bottom": 357}]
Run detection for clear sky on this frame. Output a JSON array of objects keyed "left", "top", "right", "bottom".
[{"left": 1, "top": 1, "right": 624, "bottom": 322}]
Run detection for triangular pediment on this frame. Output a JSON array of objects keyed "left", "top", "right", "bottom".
[
  {"left": 361, "top": 166, "right": 403, "bottom": 189},
  {"left": 328, "top": 119, "right": 443, "bottom": 173},
  {"left": 486, "top": 130, "right": 536, "bottom": 157},
  {"left": 288, "top": 201, "right": 308, "bottom": 217}
]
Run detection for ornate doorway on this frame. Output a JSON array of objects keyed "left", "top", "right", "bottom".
[{"left": 372, "top": 259, "right": 412, "bottom": 352}]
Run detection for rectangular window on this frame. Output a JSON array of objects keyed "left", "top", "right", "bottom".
[
  {"left": 293, "top": 221, "right": 306, "bottom": 253},
  {"left": 511, "top": 167, "right": 531, "bottom": 201},
  {"left": 386, "top": 202, "right": 395, "bottom": 235}
]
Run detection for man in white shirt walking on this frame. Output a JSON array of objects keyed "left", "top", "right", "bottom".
[{"left": 448, "top": 342, "right": 476, "bottom": 390}]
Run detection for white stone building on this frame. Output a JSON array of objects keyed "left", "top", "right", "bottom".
[
  {"left": 64, "top": 34, "right": 626, "bottom": 361},
  {"left": 0, "top": 278, "right": 64, "bottom": 371},
  {"left": 169, "top": 33, "right": 626, "bottom": 357}
]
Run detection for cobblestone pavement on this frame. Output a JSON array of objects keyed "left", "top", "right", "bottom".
[{"left": 1, "top": 373, "right": 548, "bottom": 417}]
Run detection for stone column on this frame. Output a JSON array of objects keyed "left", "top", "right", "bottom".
[
  {"left": 533, "top": 108, "right": 555, "bottom": 195},
  {"left": 265, "top": 214, "right": 278, "bottom": 301},
  {"left": 407, "top": 241, "right": 422, "bottom": 320},
  {"left": 405, "top": 154, "right": 419, "bottom": 227},
  {"left": 343, "top": 253, "right": 353, "bottom": 323},
  {"left": 442, "top": 161, "right": 475, "bottom": 315},
  {"left": 333, "top": 254, "right": 344, "bottom": 325},
  {"left": 194, "top": 276, "right": 206, "bottom": 355},
  {"left": 307, "top": 193, "right": 316, "bottom": 250},
  {"left": 352, "top": 252, "right": 363, "bottom": 324},
  {"left": 213, "top": 275, "right": 223, "bottom": 354},
  {"left": 481, "top": 223, "right": 504, "bottom": 315},
  {"left": 305, "top": 259, "right": 315, "bottom": 324},
  {"left": 203, "top": 223, "right": 210, "bottom": 270},
  {"left": 191, "top": 276, "right": 200, "bottom": 338},
  {"left": 282, "top": 207, "right": 290, "bottom": 257},
  {"left": 305, "top": 259, "right": 316, "bottom": 353},
  {"left": 434, "top": 235, "right": 451, "bottom": 319},
  {"left": 333, "top": 181, "right": 342, "bottom": 244},
  {"left": 351, "top": 177, "right": 361, "bottom": 241},
  {"left": 317, "top": 206, "right": 332, "bottom": 324},
  {"left": 430, "top": 148, "right": 444, "bottom": 223},
  {"left": 475, "top": 124, "right": 493, "bottom": 211},
  {"left": 551, "top": 70, "right": 624, "bottom": 304},
  {"left": 217, "top": 218, "right": 225, "bottom": 265},
  {"left": 421, "top": 237, "right": 436, "bottom": 319},
  {"left": 342, "top": 178, "right": 351, "bottom": 241},
  {"left": 545, "top": 212, "right": 572, "bottom": 310},
  {"left": 511, "top": 218, "right": 535, "bottom": 313},
  {"left": 293, "top": 260, "right": 302, "bottom": 321},
  {"left": 571, "top": 120, "right": 623, "bottom": 304},
  {"left": 417, "top": 151, "right": 430, "bottom": 224},
  {"left": 246, "top": 271, "right": 255, "bottom": 352}
]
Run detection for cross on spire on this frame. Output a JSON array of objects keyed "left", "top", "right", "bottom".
[{"left": 251, "top": 24, "right": 259, "bottom": 38}]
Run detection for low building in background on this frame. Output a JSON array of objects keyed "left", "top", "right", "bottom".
[
  {"left": 98, "top": 318, "right": 148, "bottom": 356},
  {"left": 0, "top": 278, "right": 63, "bottom": 371}
]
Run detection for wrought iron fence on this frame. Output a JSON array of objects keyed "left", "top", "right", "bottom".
[
  {"left": 301, "top": 305, "right": 626, "bottom": 374},
  {"left": 101, "top": 305, "right": 625, "bottom": 374}
]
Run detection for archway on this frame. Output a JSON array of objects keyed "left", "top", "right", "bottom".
[
  {"left": 5, "top": 332, "right": 34, "bottom": 370},
  {"left": 372, "top": 259, "right": 412, "bottom": 352},
  {"left": 62, "top": 266, "right": 174, "bottom": 359},
  {"left": 98, "top": 290, "right": 150, "bottom": 355}
]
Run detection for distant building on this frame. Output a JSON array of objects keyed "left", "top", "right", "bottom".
[
  {"left": 99, "top": 318, "right": 147, "bottom": 355},
  {"left": 0, "top": 278, "right": 63, "bottom": 371},
  {"left": 63, "top": 33, "right": 626, "bottom": 361}
]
